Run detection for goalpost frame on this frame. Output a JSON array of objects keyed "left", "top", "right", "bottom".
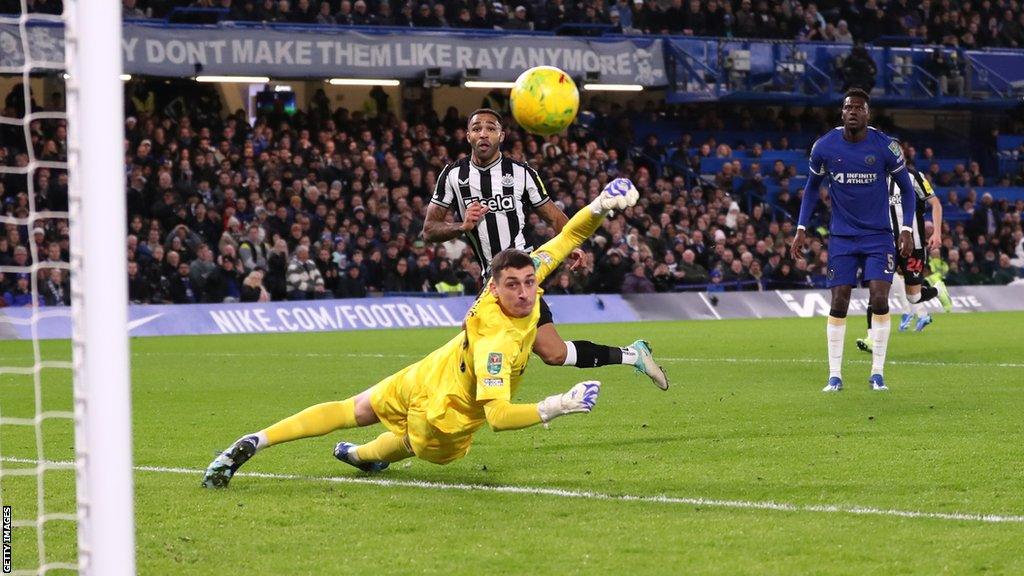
[{"left": 64, "top": 1, "right": 136, "bottom": 574}]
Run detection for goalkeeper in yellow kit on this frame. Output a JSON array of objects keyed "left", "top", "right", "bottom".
[{"left": 202, "top": 178, "right": 655, "bottom": 487}]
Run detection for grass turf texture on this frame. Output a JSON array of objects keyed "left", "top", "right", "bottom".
[{"left": 1, "top": 311, "right": 1023, "bottom": 574}]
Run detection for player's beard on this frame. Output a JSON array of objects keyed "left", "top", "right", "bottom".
[{"left": 473, "top": 140, "right": 498, "bottom": 165}]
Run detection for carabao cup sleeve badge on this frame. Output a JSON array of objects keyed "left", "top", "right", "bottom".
[{"left": 487, "top": 352, "right": 503, "bottom": 375}]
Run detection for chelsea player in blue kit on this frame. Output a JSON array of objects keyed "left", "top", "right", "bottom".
[{"left": 791, "top": 89, "right": 917, "bottom": 392}]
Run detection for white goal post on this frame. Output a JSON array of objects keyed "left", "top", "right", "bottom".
[{"left": 64, "top": 0, "right": 136, "bottom": 574}]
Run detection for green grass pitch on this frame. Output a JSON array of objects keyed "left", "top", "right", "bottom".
[{"left": 2, "top": 312, "right": 1023, "bottom": 574}]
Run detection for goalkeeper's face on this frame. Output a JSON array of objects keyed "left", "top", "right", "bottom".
[{"left": 490, "top": 266, "right": 538, "bottom": 318}]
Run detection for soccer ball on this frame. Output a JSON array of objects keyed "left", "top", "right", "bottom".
[{"left": 510, "top": 66, "right": 580, "bottom": 136}]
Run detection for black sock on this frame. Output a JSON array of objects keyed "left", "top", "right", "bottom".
[
  {"left": 866, "top": 305, "right": 873, "bottom": 330},
  {"left": 919, "top": 280, "right": 939, "bottom": 302},
  {"left": 570, "top": 340, "right": 622, "bottom": 368}
]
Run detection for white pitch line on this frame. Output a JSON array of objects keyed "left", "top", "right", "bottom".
[
  {"left": 125, "top": 351, "right": 1024, "bottom": 370},
  {"left": 2, "top": 456, "right": 1021, "bottom": 524}
]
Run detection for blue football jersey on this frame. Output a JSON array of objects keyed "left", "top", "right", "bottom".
[{"left": 800, "top": 127, "right": 910, "bottom": 237}]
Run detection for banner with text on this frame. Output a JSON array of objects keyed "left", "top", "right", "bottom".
[
  {"left": 0, "top": 22, "right": 666, "bottom": 86},
  {"left": 0, "top": 293, "right": 636, "bottom": 340},
  {"left": 0, "top": 286, "right": 1019, "bottom": 340},
  {"left": 622, "top": 284, "right": 1024, "bottom": 320}
]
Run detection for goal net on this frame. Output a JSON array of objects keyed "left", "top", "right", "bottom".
[{"left": 0, "top": 1, "right": 134, "bottom": 574}]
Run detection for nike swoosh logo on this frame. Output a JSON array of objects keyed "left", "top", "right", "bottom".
[
  {"left": 127, "top": 313, "right": 163, "bottom": 332},
  {"left": 458, "top": 178, "right": 469, "bottom": 186}
]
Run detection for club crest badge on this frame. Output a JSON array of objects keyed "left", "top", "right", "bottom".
[{"left": 501, "top": 173, "right": 515, "bottom": 187}]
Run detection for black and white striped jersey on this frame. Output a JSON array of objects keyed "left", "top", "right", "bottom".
[
  {"left": 431, "top": 154, "right": 551, "bottom": 272},
  {"left": 887, "top": 167, "right": 935, "bottom": 249}
]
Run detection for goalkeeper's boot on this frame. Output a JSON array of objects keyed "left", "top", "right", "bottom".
[
  {"left": 856, "top": 335, "right": 873, "bottom": 353},
  {"left": 869, "top": 374, "right": 888, "bottom": 391},
  {"left": 822, "top": 376, "right": 843, "bottom": 393},
  {"left": 915, "top": 314, "right": 933, "bottom": 332},
  {"left": 630, "top": 339, "right": 669, "bottom": 390},
  {"left": 334, "top": 441, "right": 390, "bottom": 473},
  {"left": 898, "top": 313, "right": 914, "bottom": 332},
  {"left": 202, "top": 435, "right": 258, "bottom": 488}
]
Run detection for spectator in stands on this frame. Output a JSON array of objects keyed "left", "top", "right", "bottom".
[
  {"left": 594, "top": 249, "right": 629, "bottom": 293},
  {"left": 189, "top": 243, "right": 217, "bottom": 295},
  {"left": 622, "top": 262, "right": 655, "bottom": 293},
  {"left": 336, "top": 264, "right": 368, "bottom": 298},
  {"left": 286, "top": 244, "right": 326, "bottom": 300},
  {"left": 925, "top": 50, "right": 965, "bottom": 96},
  {"left": 433, "top": 263, "right": 463, "bottom": 294},
  {"left": 127, "top": 260, "right": 150, "bottom": 303},
  {"left": 309, "top": 1, "right": 332, "bottom": 23},
  {"left": 238, "top": 224, "right": 270, "bottom": 272},
  {"left": 992, "top": 253, "right": 1019, "bottom": 284},
  {"left": 205, "top": 255, "right": 242, "bottom": 302},
  {"left": 264, "top": 239, "right": 289, "bottom": 300},
  {"left": 504, "top": 5, "right": 532, "bottom": 31},
  {"left": 546, "top": 272, "right": 576, "bottom": 295},
  {"left": 971, "top": 193, "right": 1001, "bottom": 238},
  {"left": 997, "top": 9, "right": 1022, "bottom": 47},
  {"left": 123, "top": 0, "right": 146, "bottom": 18},
  {"left": 840, "top": 43, "right": 877, "bottom": 92},
  {"left": 315, "top": 246, "right": 340, "bottom": 294},
  {"left": 2, "top": 274, "right": 33, "bottom": 307},
  {"left": 169, "top": 261, "right": 198, "bottom": 303},
  {"left": 240, "top": 269, "right": 270, "bottom": 302},
  {"left": 834, "top": 19, "right": 854, "bottom": 43}
]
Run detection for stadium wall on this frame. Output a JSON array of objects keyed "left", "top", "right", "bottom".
[{"left": 1, "top": 286, "right": 1021, "bottom": 340}]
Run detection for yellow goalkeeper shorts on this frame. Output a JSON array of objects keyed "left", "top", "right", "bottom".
[{"left": 368, "top": 369, "right": 473, "bottom": 465}]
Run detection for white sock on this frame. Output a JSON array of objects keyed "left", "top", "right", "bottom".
[
  {"left": 561, "top": 341, "right": 577, "bottom": 367},
  {"left": 892, "top": 274, "right": 910, "bottom": 313},
  {"left": 906, "top": 289, "right": 921, "bottom": 303},
  {"left": 870, "top": 313, "right": 891, "bottom": 375},
  {"left": 620, "top": 346, "right": 639, "bottom": 365},
  {"left": 911, "top": 302, "right": 928, "bottom": 318},
  {"left": 827, "top": 317, "right": 846, "bottom": 379},
  {"left": 249, "top": 431, "right": 269, "bottom": 452}
]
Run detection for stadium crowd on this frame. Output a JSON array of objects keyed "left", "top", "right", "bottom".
[
  {"left": 136, "top": 0, "right": 1022, "bottom": 50},
  {"left": 5, "top": 0, "right": 1024, "bottom": 48},
  {"left": 0, "top": 80, "right": 1022, "bottom": 306}
]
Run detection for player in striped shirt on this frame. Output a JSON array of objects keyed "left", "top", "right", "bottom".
[
  {"left": 423, "top": 108, "right": 668, "bottom": 390},
  {"left": 856, "top": 159, "right": 953, "bottom": 353}
]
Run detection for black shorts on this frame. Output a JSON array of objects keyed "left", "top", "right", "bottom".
[
  {"left": 897, "top": 247, "right": 927, "bottom": 285},
  {"left": 539, "top": 296, "right": 554, "bottom": 326}
]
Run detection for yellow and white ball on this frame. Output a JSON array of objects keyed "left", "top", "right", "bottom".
[{"left": 510, "top": 66, "right": 580, "bottom": 136}]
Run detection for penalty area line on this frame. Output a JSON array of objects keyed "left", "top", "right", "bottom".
[{"left": 2, "top": 456, "right": 1022, "bottom": 524}]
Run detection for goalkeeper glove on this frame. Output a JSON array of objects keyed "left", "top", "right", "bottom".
[
  {"left": 590, "top": 178, "right": 640, "bottom": 214},
  {"left": 536, "top": 381, "right": 602, "bottom": 423}
]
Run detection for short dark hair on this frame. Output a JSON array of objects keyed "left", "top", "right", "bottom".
[
  {"left": 468, "top": 108, "right": 503, "bottom": 127},
  {"left": 844, "top": 88, "right": 870, "bottom": 104},
  {"left": 490, "top": 249, "right": 534, "bottom": 281}
]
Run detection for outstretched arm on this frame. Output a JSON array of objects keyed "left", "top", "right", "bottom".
[
  {"left": 531, "top": 178, "right": 638, "bottom": 283},
  {"left": 484, "top": 381, "right": 601, "bottom": 431}
]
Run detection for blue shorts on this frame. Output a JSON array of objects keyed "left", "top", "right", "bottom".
[{"left": 827, "top": 233, "right": 896, "bottom": 288}]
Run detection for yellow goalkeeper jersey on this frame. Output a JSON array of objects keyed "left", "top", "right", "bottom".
[{"left": 402, "top": 206, "right": 604, "bottom": 436}]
